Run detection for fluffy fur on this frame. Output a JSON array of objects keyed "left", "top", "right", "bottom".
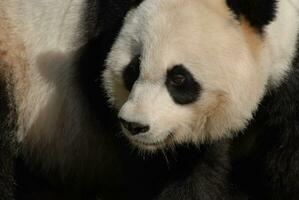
[
  {"left": 231, "top": 1, "right": 299, "bottom": 199},
  {"left": 104, "top": 0, "right": 272, "bottom": 150},
  {"left": 118, "top": 140, "right": 233, "bottom": 200},
  {"left": 0, "top": 8, "right": 23, "bottom": 199},
  {"left": 0, "top": 0, "right": 141, "bottom": 199},
  {"left": 0, "top": 67, "right": 16, "bottom": 200},
  {"left": 1, "top": 0, "right": 299, "bottom": 199},
  {"left": 104, "top": 0, "right": 299, "bottom": 199},
  {"left": 104, "top": 0, "right": 260, "bottom": 199}
]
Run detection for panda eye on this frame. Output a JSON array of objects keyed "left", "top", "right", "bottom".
[
  {"left": 122, "top": 55, "right": 141, "bottom": 91},
  {"left": 170, "top": 74, "right": 186, "bottom": 86},
  {"left": 166, "top": 65, "right": 201, "bottom": 105}
]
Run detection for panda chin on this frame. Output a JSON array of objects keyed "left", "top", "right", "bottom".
[{"left": 129, "top": 132, "right": 174, "bottom": 151}]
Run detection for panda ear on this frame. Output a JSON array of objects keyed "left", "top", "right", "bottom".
[{"left": 226, "top": 0, "right": 277, "bottom": 32}]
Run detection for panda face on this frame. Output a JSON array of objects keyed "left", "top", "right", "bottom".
[{"left": 104, "top": 0, "right": 271, "bottom": 151}]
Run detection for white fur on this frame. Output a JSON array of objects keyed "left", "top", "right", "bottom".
[
  {"left": 4, "top": 0, "right": 85, "bottom": 141},
  {"left": 266, "top": 0, "right": 299, "bottom": 86},
  {"left": 1, "top": 0, "right": 119, "bottom": 183},
  {"left": 104, "top": 0, "right": 299, "bottom": 151}
]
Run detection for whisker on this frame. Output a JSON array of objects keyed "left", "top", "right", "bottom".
[{"left": 161, "top": 149, "right": 170, "bottom": 169}]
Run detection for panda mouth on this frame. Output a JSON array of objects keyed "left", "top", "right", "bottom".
[{"left": 131, "top": 132, "right": 174, "bottom": 149}]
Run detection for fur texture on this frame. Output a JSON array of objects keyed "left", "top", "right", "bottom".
[
  {"left": 226, "top": 0, "right": 277, "bottom": 32},
  {"left": 119, "top": 141, "right": 233, "bottom": 200},
  {"left": 104, "top": 0, "right": 299, "bottom": 199},
  {"left": 229, "top": 0, "right": 299, "bottom": 199},
  {"left": 104, "top": 0, "right": 263, "bottom": 199},
  {"left": 232, "top": 43, "right": 299, "bottom": 199},
  {"left": 0, "top": 0, "right": 142, "bottom": 199},
  {"left": 1, "top": 0, "right": 299, "bottom": 199},
  {"left": 104, "top": 0, "right": 270, "bottom": 151},
  {"left": 0, "top": 66, "right": 16, "bottom": 200},
  {"left": 104, "top": 0, "right": 299, "bottom": 151},
  {"left": 0, "top": 7, "right": 22, "bottom": 199}
]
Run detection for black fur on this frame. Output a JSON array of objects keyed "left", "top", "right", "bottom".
[
  {"left": 77, "top": 0, "right": 143, "bottom": 131},
  {"left": 0, "top": 67, "right": 17, "bottom": 200},
  {"left": 123, "top": 55, "right": 141, "bottom": 91},
  {"left": 75, "top": 1, "right": 144, "bottom": 199},
  {"left": 232, "top": 38, "right": 299, "bottom": 199},
  {"left": 226, "top": 0, "right": 277, "bottom": 32},
  {"left": 120, "top": 141, "right": 232, "bottom": 200},
  {"left": 166, "top": 65, "right": 201, "bottom": 105}
]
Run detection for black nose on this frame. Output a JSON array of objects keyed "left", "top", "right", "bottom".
[{"left": 119, "top": 118, "right": 150, "bottom": 135}]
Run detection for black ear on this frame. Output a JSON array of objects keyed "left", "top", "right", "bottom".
[{"left": 226, "top": 0, "right": 277, "bottom": 32}]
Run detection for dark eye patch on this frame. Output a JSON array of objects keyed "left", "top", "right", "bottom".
[
  {"left": 166, "top": 65, "right": 201, "bottom": 105},
  {"left": 122, "top": 55, "right": 141, "bottom": 91}
]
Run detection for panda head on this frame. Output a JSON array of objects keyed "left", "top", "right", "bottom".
[{"left": 104, "top": 0, "right": 278, "bottom": 151}]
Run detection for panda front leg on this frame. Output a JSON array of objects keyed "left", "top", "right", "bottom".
[
  {"left": 234, "top": 125, "right": 299, "bottom": 200},
  {"left": 153, "top": 141, "right": 233, "bottom": 200},
  {"left": 263, "top": 137, "right": 299, "bottom": 199},
  {"left": 253, "top": 124, "right": 299, "bottom": 199}
]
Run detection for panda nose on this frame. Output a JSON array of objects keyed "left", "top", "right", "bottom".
[{"left": 119, "top": 118, "right": 150, "bottom": 135}]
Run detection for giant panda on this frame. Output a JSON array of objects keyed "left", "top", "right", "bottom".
[
  {"left": 0, "top": 0, "right": 143, "bottom": 199},
  {"left": 104, "top": 0, "right": 299, "bottom": 199},
  {"left": 2, "top": 0, "right": 299, "bottom": 199}
]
